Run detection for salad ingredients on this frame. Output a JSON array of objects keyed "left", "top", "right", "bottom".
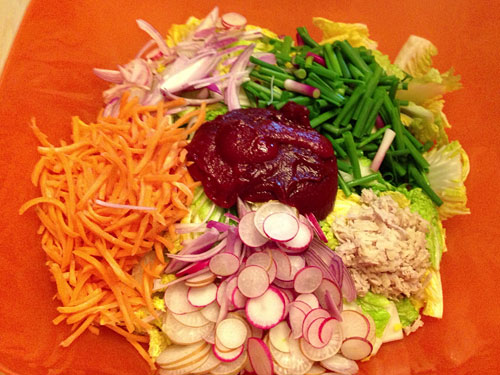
[
  {"left": 334, "top": 189, "right": 430, "bottom": 298},
  {"left": 20, "top": 95, "right": 206, "bottom": 369},
  {"left": 186, "top": 102, "right": 338, "bottom": 219}
]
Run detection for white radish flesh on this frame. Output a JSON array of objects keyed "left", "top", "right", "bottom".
[
  {"left": 191, "top": 350, "right": 221, "bottom": 374},
  {"left": 237, "top": 265, "right": 270, "bottom": 298},
  {"left": 187, "top": 283, "right": 217, "bottom": 307},
  {"left": 295, "top": 293, "right": 320, "bottom": 309},
  {"left": 302, "top": 308, "right": 331, "bottom": 341},
  {"left": 158, "top": 347, "right": 210, "bottom": 375},
  {"left": 245, "top": 287, "right": 285, "bottom": 329},
  {"left": 209, "top": 253, "right": 240, "bottom": 276},
  {"left": 231, "top": 287, "right": 247, "bottom": 309},
  {"left": 305, "top": 317, "right": 329, "bottom": 349},
  {"left": 246, "top": 251, "right": 273, "bottom": 270},
  {"left": 289, "top": 304, "right": 307, "bottom": 339},
  {"left": 280, "top": 221, "right": 313, "bottom": 252},
  {"left": 254, "top": 201, "right": 297, "bottom": 236},
  {"left": 299, "top": 319, "right": 343, "bottom": 361},
  {"left": 340, "top": 336, "right": 373, "bottom": 361},
  {"left": 221, "top": 12, "right": 247, "bottom": 29},
  {"left": 164, "top": 282, "right": 200, "bottom": 314},
  {"left": 340, "top": 310, "right": 370, "bottom": 340},
  {"left": 163, "top": 312, "right": 215, "bottom": 345},
  {"left": 238, "top": 212, "right": 269, "bottom": 247},
  {"left": 213, "top": 344, "right": 244, "bottom": 363},
  {"left": 269, "top": 321, "right": 291, "bottom": 353},
  {"left": 320, "top": 354, "right": 358, "bottom": 374},
  {"left": 247, "top": 338, "right": 274, "bottom": 375},
  {"left": 170, "top": 310, "right": 209, "bottom": 328},
  {"left": 185, "top": 272, "right": 216, "bottom": 288},
  {"left": 201, "top": 301, "right": 220, "bottom": 322},
  {"left": 269, "top": 335, "right": 313, "bottom": 374},
  {"left": 267, "top": 259, "right": 277, "bottom": 283},
  {"left": 263, "top": 212, "right": 299, "bottom": 242},
  {"left": 270, "top": 248, "right": 292, "bottom": 280},
  {"left": 294, "top": 266, "right": 323, "bottom": 294},
  {"left": 210, "top": 349, "right": 248, "bottom": 375},
  {"left": 156, "top": 341, "right": 208, "bottom": 367},
  {"left": 216, "top": 318, "right": 248, "bottom": 349}
]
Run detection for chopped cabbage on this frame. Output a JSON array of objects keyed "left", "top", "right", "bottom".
[
  {"left": 424, "top": 140, "right": 470, "bottom": 220},
  {"left": 395, "top": 298, "right": 419, "bottom": 327},
  {"left": 148, "top": 327, "right": 170, "bottom": 359},
  {"left": 356, "top": 292, "right": 391, "bottom": 337},
  {"left": 312, "top": 18, "right": 378, "bottom": 49}
]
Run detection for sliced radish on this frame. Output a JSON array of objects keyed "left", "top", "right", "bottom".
[
  {"left": 272, "top": 278, "right": 295, "bottom": 289},
  {"left": 365, "top": 313, "right": 376, "bottom": 343},
  {"left": 209, "top": 253, "right": 240, "bottom": 277},
  {"left": 246, "top": 251, "right": 273, "bottom": 270},
  {"left": 213, "top": 343, "right": 244, "bottom": 363},
  {"left": 295, "top": 293, "right": 320, "bottom": 309},
  {"left": 202, "top": 327, "right": 215, "bottom": 345},
  {"left": 277, "top": 289, "right": 291, "bottom": 319},
  {"left": 305, "top": 317, "right": 329, "bottom": 349},
  {"left": 191, "top": 350, "right": 221, "bottom": 374},
  {"left": 238, "top": 212, "right": 269, "bottom": 248},
  {"left": 254, "top": 201, "right": 297, "bottom": 237},
  {"left": 224, "top": 276, "right": 239, "bottom": 312},
  {"left": 156, "top": 341, "right": 208, "bottom": 367},
  {"left": 340, "top": 310, "right": 370, "bottom": 340},
  {"left": 187, "top": 283, "right": 217, "bottom": 307},
  {"left": 306, "top": 364, "right": 327, "bottom": 375},
  {"left": 251, "top": 325, "right": 264, "bottom": 339},
  {"left": 294, "top": 266, "right": 323, "bottom": 294},
  {"left": 263, "top": 212, "right": 299, "bottom": 242},
  {"left": 289, "top": 304, "right": 307, "bottom": 339},
  {"left": 305, "top": 212, "right": 328, "bottom": 243},
  {"left": 247, "top": 338, "right": 274, "bottom": 375},
  {"left": 289, "top": 255, "right": 306, "bottom": 275},
  {"left": 231, "top": 287, "right": 248, "bottom": 309},
  {"left": 185, "top": 271, "right": 216, "bottom": 288},
  {"left": 320, "top": 354, "right": 359, "bottom": 374},
  {"left": 163, "top": 312, "right": 215, "bottom": 345},
  {"left": 245, "top": 287, "right": 285, "bottom": 329},
  {"left": 159, "top": 346, "right": 211, "bottom": 375},
  {"left": 164, "top": 282, "right": 200, "bottom": 314},
  {"left": 237, "top": 265, "right": 270, "bottom": 298},
  {"left": 280, "top": 221, "right": 313, "bottom": 252},
  {"left": 176, "top": 260, "right": 209, "bottom": 277},
  {"left": 300, "top": 319, "right": 343, "bottom": 362},
  {"left": 290, "top": 300, "right": 313, "bottom": 315},
  {"left": 340, "top": 336, "right": 373, "bottom": 360},
  {"left": 216, "top": 318, "right": 248, "bottom": 349},
  {"left": 269, "top": 335, "right": 313, "bottom": 374},
  {"left": 269, "top": 321, "right": 291, "bottom": 353},
  {"left": 315, "top": 278, "right": 342, "bottom": 310},
  {"left": 170, "top": 310, "right": 209, "bottom": 328},
  {"left": 210, "top": 348, "right": 247, "bottom": 375},
  {"left": 324, "top": 291, "right": 343, "bottom": 322},
  {"left": 221, "top": 12, "right": 247, "bottom": 30},
  {"left": 267, "top": 259, "right": 277, "bottom": 283},
  {"left": 201, "top": 301, "right": 220, "bottom": 322},
  {"left": 270, "top": 248, "right": 292, "bottom": 280},
  {"left": 302, "top": 308, "right": 331, "bottom": 341}
]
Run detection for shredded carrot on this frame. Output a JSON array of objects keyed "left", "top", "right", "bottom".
[{"left": 22, "top": 95, "right": 206, "bottom": 368}]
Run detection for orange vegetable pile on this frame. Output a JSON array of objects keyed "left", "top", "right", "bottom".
[{"left": 19, "top": 93, "right": 207, "bottom": 369}]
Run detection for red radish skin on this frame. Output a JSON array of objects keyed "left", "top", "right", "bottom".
[
  {"left": 253, "top": 201, "right": 297, "bottom": 238},
  {"left": 245, "top": 287, "right": 285, "bottom": 329},
  {"left": 263, "top": 212, "right": 299, "bottom": 242},
  {"left": 213, "top": 344, "right": 244, "bottom": 362},
  {"left": 340, "top": 336, "right": 373, "bottom": 361},
  {"left": 237, "top": 265, "right": 270, "bottom": 298},
  {"left": 176, "top": 260, "right": 210, "bottom": 277},
  {"left": 221, "top": 12, "right": 247, "bottom": 29},
  {"left": 305, "top": 213, "right": 329, "bottom": 243},
  {"left": 247, "top": 338, "right": 274, "bottom": 375},
  {"left": 300, "top": 319, "right": 343, "bottom": 362},
  {"left": 318, "top": 317, "right": 337, "bottom": 344},
  {"left": 187, "top": 283, "right": 218, "bottom": 307},
  {"left": 305, "top": 317, "right": 329, "bottom": 349},
  {"left": 209, "top": 252, "right": 240, "bottom": 276},
  {"left": 239, "top": 212, "right": 269, "bottom": 248},
  {"left": 280, "top": 221, "right": 313, "bottom": 252},
  {"left": 302, "top": 308, "right": 331, "bottom": 340},
  {"left": 294, "top": 266, "right": 323, "bottom": 294},
  {"left": 231, "top": 287, "right": 248, "bottom": 309}
]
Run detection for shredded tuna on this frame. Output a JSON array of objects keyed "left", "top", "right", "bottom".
[{"left": 333, "top": 189, "right": 430, "bottom": 298}]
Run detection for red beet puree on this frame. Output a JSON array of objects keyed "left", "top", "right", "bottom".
[{"left": 186, "top": 102, "right": 338, "bottom": 219}]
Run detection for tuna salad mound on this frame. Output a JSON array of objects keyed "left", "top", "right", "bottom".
[{"left": 334, "top": 189, "right": 430, "bottom": 298}]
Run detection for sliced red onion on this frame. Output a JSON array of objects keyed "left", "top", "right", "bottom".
[
  {"left": 174, "top": 223, "right": 208, "bottom": 234},
  {"left": 119, "top": 59, "right": 152, "bottom": 87},
  {"left": 206, "top": 83, "right": 222, "bottom": 95},
  {"left": 194, "top": 26, "right": 216, "bottom": 39},
  {"left": 210, "top": 37, "right": 239, "bottom": 49},
  {"left": 206, "top": 220, "right": 233, "bottom": 232},
  {"left": 167, "top": 238, "right": 228, "bottom": 262},
  {"left": 162, "top": 90, "right": 222, "bottom": 105},
  {"left": 136, "top": 19, "right": 171, "bottom": 56},
  {"left": 195, "top": 6, "right": 219, "bottom": 36},
  {"left": 305, "top": 213, "right": 328, "bottom": 243},
  {"left": 375, "top": 114, "right": 385, "bottom": 129},
  {"left": 93, "top": 68, "right": 123, "bottom": 83},
  {"left": 135, "top": 39, "right": 156, "bottom": 59},
  {"left": 224, "top": 213, "right": 240, "bottom": 222},
  {"left": 306, "top": 52, "right": 326, "bottom": 66},
  {"left": 296, "top": 32, "right": 304, "bottom": 46},
  {"left": 95, "top": 199, "right": 155, "bottom": 211},
  {"left": 176, "top": 260, "right": 210, "bottom": 277},
  {"left": 225, "top": 44, "right": 255, "bottom": 111},
  {"left": 103, "top": 98, "right": 120, "bottom": 118},
  {"left": 370, "top": 128, "right": 396, "bottom": 172},
  {"left": 236, "top": 197, "right": 252, "bottom": 217},
  {"left": 191, "top": 71, "right": 247, "bottom": 89}
]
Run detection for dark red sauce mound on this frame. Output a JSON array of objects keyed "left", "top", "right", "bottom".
[{"left": 186, "top": 102, "right": 338, "bottom": 219}]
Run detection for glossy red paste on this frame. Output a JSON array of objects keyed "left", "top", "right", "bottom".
[{"left": 186, "top": 102, "right": 338, "bottom": 219}]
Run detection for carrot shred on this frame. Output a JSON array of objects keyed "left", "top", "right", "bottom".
[{"left": 22, "top": 96, "right": 206, "bottom": 367}]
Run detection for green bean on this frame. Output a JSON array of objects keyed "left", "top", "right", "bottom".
[
  {"left": 346, "top": 172, "right": 381, "bottom": 188},
  {"left": 343, "top": 132, "right": 361, "bottom": 179},
  {"left": 337, "top": 40, "right": 372, "bottom": 74},
  {"left": 334, "top": 49, "right": 351, "bottom": 78},
  {"left": 337, "top": 160, "right": 353, "bottom": 173},
  {"left": 324, "top": 133, "right": 348, "bottom": 159},
  {"left": 310, "top": 109, "right": 340, "bottom": 128},
  {"left": 338, "top": 173, "right": 352, "bottom": 196},
  {"left": 249, "top": 56, "right": 285, "bottom": 73},
  {"left": 323, "top": 43, "right": 342, "bottom": 76},
  {"left": 296, "top": 27, "right": 320, "bottom": 47},
  {"left": 404, "top": 137, "right": 430, "bottom": 171},
  {"left": 357, "top": 124, "right": 390, "bottom": 148},
  {"left": 408, "top": 164, "right": 443, "bottom": 206},
  {"left": 322, "top": 123, "right": 352, "bottom": 136},
  {"left": 333, "top": 84, "right": 365, "bottom": 126}
]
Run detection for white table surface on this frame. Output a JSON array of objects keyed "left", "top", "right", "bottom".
[{"left": 0, "top": 0, "right": 31, "bottom": 75}]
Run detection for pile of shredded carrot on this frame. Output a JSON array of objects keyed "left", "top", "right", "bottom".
[{"left": 19, "top": 93, "right": 206, "bottom": 369}]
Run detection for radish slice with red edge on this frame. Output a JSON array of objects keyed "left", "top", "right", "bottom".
[
  {"left": 231, "top": 287, "right": 247, "bottom": 310},
  {"left": 270, "top": 248, "right": 292, "bottom": 280},
  {"left": 290, "top": 300, "right": 313, "bottom": 315},
  {"left": 272, "top": 278, "right": 294, "bottom": 289},
  {"left": 269, "top": 321, "right": 291, "bottom": 353},
  {"left": 315, "top": 278, "right": 342, "bottom": 309},
  {"left": 245, "top": 287, "right": 284, "bottom": 329},
  {"left": 237, "top": 265, "right": 270, "bottom": 298},
  {"left": 340, "top": 336, "right": 373, "bottom": 360},
  {"left": 216, "top": 318, "right": 248, "bottom": 349},
  {"left": 294, "top": 266, "right": 323, "bottom": 294},
  {"left": 201, "top": 302, "right": 220, "bottom": 323},
  {"left": 176, "top": 260, "right": 209, "bottom": 277},
  {"left": 340, "top": 310, "right": 370, "bottom": 340},
  {"left": 238, "top": 212, "right": 269, "bottom": 248},
  {"left": 325, "top": 290, "right": 343, "bottom": 321},
  {"left": 305, "top": 317, "right": 329, "bottom": 349},
  {"left": 299, "top": 319, "right": 343, "bottom": 362},
  {"left": 305, "top": 213, "right": 329, "bottom": 243},
  {"left": 302, "top": 308, "right": 331, "bottom": 340},
  {"left": 289, "top": 304, "right": 307, "bottom": 339},
  {"left": 187, "top": 283, "right": 217, "bottom": 307},
  {"left": 318, "top": 317, "right": 336, "bottom": 344},
  {"left": 295, "top": 293, "right": 320, "bottom": 309},
  {"left": 279, "top": 221, "right": 312, "bottom": 252},
  {"left": 213, "top": 344, "right": 244, "bottom": 362},
  {"left": 263, "top": 212, "right": 299, "bottom": 242},
  {"left": 209, "top": 252, "right": 240, "bottom": 276},
  {"left": 221, "top": 12, "right": 247, "bottom": 30},
  {"left": 320, "top": 354, "right": 359, "bottom": 374},
  {"left": 254, "top": 201, "right": 296, "bottom": 237},
  {"left": 164, "top": 282, "right": 200, "bottom": 314},
  {"left": 247, "top": 338, "right": 274, "bottom": 375},
  {"left": 246, "top": 251, "right": 273, "bottom": 271}
]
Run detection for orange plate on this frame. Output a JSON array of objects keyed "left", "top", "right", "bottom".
[{"left": 0, "top": 1, "right": 499, "bottom": 374}]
